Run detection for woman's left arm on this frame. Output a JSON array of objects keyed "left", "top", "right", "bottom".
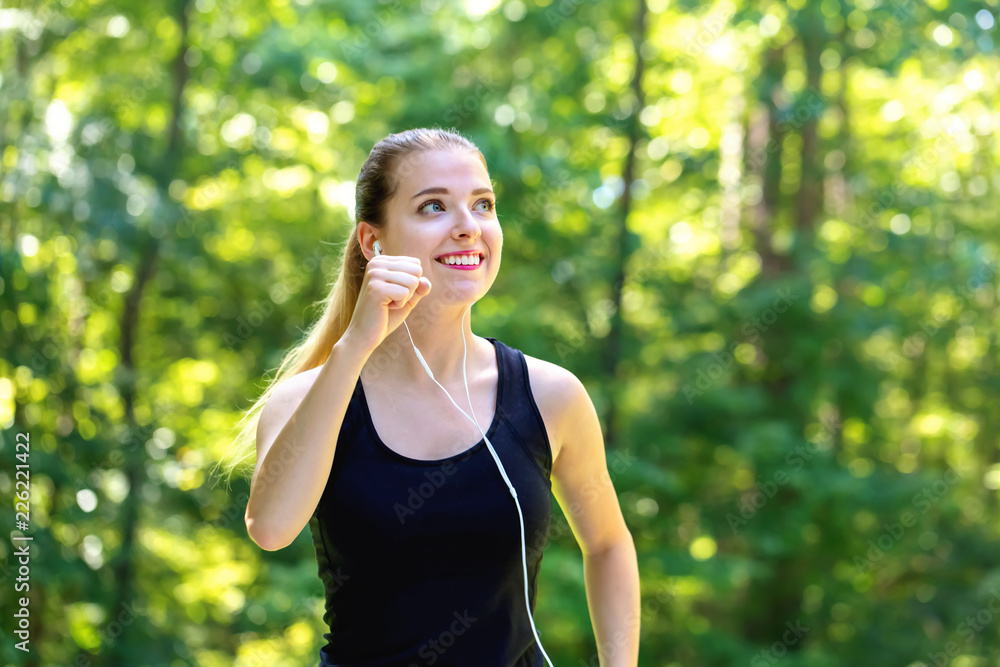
[{"left": 540, "top": 365, "right": 641, "bottom": 667}]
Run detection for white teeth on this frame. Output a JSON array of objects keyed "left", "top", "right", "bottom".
[{"left": 440, "top": 254, "right": 480, "bottom": 266}]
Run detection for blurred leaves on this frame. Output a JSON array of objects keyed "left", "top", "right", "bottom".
[{"left": 2, "top": 0, "right": 1000, "bottom": 665}]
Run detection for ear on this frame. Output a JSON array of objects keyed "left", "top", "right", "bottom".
[{"left": 357, "top": 222, "right": 379, "bottom": 261}]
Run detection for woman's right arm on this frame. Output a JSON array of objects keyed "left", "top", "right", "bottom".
[
  {"left": 244, "top": 333, "right": 372, "bottom": 551},
  {"left": 244, "top": 251, "right": 430, "bottom": 551}
]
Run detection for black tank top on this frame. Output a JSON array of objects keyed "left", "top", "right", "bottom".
[{"left": 308, "top": 336, "right": 554, "bottom": 667}]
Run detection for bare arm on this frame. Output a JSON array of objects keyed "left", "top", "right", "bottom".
[
  {"left": 244, "top": 245, "right": 431, "bottom": 551},
  {"left": 244, "top": 334, "right": 372, "bottom": 551},
  {"left": 544, "top": 365, "right": 640, "bottom": 665}
]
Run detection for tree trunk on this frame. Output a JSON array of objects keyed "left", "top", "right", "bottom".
[
  {"left": 746, "top": 46, "right": 788, "bottom": 278},
  {"left": 602, "top": 0, "right": 647, "bottom": 449},
  {"left": 795, "top": 4, "right": 825, "bottom": 235},
  {"left": 103, "top": 1, "right": 191, "bottom": 663},
  {"left": 719, "top": 88, "right": 746, "bottom": 252}
]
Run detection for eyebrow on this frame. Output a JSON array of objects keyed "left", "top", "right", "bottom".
[{"left": 411, "top": 187, "right": 495, "bottom": 199}]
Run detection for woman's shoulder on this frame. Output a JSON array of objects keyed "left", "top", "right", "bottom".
[
  {"left": 519, "top": 351, "right": 576, "bottom": 387},
  {"left": 518, "top": 350, "right": 590, "bottom": 466},
  {"left": 282, "top": 365, "right": 324, "bottom": 394},
  {"left": 491, "top": 337, "right": 572, "bottom": 383},
  {"left": 263, "top": 365, "right": 324, "bottom": 417}
]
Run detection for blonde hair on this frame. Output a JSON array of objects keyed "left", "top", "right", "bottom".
[{"left": 214, "top": 127, "right": 488, "bottom": 483}]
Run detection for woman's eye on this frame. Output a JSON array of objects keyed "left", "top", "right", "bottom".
[
  {"left": 418, "top": 199, "right": 495, "bottom": 214},
  {"left": 418, "top": 200, "right": 445, "bottom": 214}
]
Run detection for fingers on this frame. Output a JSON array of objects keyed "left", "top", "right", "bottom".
[
  {"left": 385, "top": 276, "right": 432, "bottom": 310},
  {"left": 371, "top": 269, "right": 419, "bottom": 290},
  {"left": 366, "top": 256, "right": 423, "bottom": 274},
  {"left": 363, "top": 257, "right": 430, "bottom": 310},
  {"left": 396, "top": 276, "right": 431, "bottom": 313},
  {"left": 381, "top": 282, "right": 415, "bottom": 306}
]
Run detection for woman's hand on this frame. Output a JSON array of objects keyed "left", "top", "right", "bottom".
[{"left": 343, "top": 254, "right": 432, "bottom": 355}]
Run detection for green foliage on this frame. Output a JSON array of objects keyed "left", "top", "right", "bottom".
[{"left": 2, "top": 0, "right": 1000, "bottom": 665}]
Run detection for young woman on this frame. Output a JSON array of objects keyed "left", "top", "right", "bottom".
[{"left": 233, "top": 128, "right": 640, "bottom": 666}]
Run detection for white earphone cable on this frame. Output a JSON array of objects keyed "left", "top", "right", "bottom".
[
  {"left": 400, "top": 306, "right": 554, "bottom": 667},
  {"left": 374, "top": 240, "right": 551, "bottom": 665}
]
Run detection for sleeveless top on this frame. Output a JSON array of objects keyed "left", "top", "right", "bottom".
[{"left": 308, "top": 336, "right": 554, "bottom": 667}]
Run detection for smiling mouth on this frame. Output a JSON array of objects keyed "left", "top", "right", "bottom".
[{"left": 435, "top": 253, "right": 483, "bottom": 266}]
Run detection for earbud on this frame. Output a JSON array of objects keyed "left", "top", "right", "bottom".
[{"left": 373, "top": 240, "right": 382, "bottom": 257}]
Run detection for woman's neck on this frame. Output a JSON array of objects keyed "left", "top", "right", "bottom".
[{"left": 363, "top": 312, "right": 487, "bottom": 388}]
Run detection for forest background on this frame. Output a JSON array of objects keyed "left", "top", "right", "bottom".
[{"left": 2, "top": 0, "right": 1000, "bottom": 665}]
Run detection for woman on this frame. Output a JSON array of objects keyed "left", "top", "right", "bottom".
[{"left": 233, "top": 128, "right": 640, "bottom": 666}]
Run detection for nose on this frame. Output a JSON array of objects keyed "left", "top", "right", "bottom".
[{"left": 452, "top": 205, "right": 482, "bottom": 241}]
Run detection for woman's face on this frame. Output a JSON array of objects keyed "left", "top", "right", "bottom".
[{"left": 380, "top": 148, "right": 502, "bottom": 304}]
